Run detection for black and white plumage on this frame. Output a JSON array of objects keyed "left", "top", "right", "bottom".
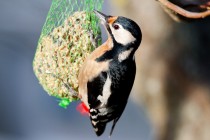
[{"left": 78, "top": 10, "right": 142, "bottom": 136}]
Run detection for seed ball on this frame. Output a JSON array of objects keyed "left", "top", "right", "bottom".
[{"left": 33, "top": 11, "right": 99, "bottom": 101}]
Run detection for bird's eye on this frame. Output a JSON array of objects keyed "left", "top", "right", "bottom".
[{"left": 113, "top": 24, "right": 119, "bottom": 30}]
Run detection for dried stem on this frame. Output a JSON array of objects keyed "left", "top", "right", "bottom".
[
  {"left": 157, "top": 0, "right": 210, "bottom": 19},
  {"left": 48, "top": 73, "right": 78, "bottom": 98}
]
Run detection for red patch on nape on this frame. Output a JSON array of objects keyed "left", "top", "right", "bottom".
[{"left": 76, "top": 102, "right": 89, "bottom": 116}]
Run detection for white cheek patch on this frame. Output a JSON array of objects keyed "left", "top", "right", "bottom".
[
  {"left": 118, "top": 48, "right": 133, "bottom": 62},
  {"left": 110, "top": 24, "right": 136, "bottom": 45},
  {"left": 97, "top": 75, "right": 112, "bottom": 106}
]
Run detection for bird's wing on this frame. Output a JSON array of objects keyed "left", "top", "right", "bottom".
[
  {"left": 78, "top": 58, "right": 110, "bottom": 108},
  {"left": 87, "top": 71, "right": 108, "bottom": 108},
  {"left": 87, "top": 60, "right": 136, "bottom": 136},
  {"left": 78, "top": 40, "right": 112, "bottom": 107},
  {"left": 87, "top": 71, "right": 112, "bottom": 136}
]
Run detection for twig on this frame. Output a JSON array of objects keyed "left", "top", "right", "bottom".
[
  {"left": 47, "top": 73, "right": 78, "bottom": 98},
  {"left": 157, "top": 0, "right": 210, "bottom": 19}
]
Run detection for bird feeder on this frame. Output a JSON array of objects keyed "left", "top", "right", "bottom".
[{"left": 33, "top": 0, "right": 104, "bottom": 108}]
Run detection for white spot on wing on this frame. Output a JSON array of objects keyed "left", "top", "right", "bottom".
[
  {"left": 97, "top": 75, "right": 112, "bottom": 105},
  {"left": 118, "top": 48, "right": 133, "bottom": 62},
  {"left": 98, "top": 108, "right": 108, "bottom": 116},
  {"left": 91, "top": 115, "right": 98, "bottom": 119},
  {"left": 90, "top": 109, "right": 97, "bottom": 113},
  {"left": 92, "top": 120, "right": 99, "bottom": 126},
  {"left": 99, "top": 108, "right": 107, "bottom": 112},
  {"left": 110, "top": 23, "right": 136, "bottom": 45}
]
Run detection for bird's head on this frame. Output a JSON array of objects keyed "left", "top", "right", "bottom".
[{"left": 94, "top": 10, "right": 142, "bottom": 50}]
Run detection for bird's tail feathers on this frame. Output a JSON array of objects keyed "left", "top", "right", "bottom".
[
  {"left": 109, "top": 117, "right": 119, "bottom": 137},
  {"left": 91, "top": 120, "right": 106, "bottom": 136}
]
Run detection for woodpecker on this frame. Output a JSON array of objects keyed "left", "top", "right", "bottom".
[{"left": 78, "top": 10, "right": 142, "bottom": 136}]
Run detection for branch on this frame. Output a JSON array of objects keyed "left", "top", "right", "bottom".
[{"left": 157, "top": 0, "right": 210, "bottom": 19}]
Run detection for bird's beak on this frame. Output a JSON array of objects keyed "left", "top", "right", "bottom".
[
  {"left": 94, "top": 10, "right": 108, "bottom": 25},
  {"left": 94, "top": 10, "right": 113, "bottom": 35}
]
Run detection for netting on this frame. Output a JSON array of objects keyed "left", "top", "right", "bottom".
[
  {"left": 40, "top": 0, "right": 103, "bottom": 41},
  {"left": 33, "top": 0, "right": 104, "bottom": 108}
]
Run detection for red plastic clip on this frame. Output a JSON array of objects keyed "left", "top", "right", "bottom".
[{"left": 76, "top": 102, "right": 89, "bottom": 116}]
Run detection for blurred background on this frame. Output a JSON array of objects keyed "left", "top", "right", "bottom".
[{"left": 0, "top": 0, "right": 210, "bottom": 140}]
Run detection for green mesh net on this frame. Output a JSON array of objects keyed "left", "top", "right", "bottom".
[
  {"left": 40, "top": 0, "right": 103, "bottom": 41},
  {"left": 33, "top": 0, "right": 104, "bottom": 108}
]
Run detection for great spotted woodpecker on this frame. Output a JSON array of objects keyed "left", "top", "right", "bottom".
[{"left": 78, "top": 10, "right": 142, "bottom": 136}]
